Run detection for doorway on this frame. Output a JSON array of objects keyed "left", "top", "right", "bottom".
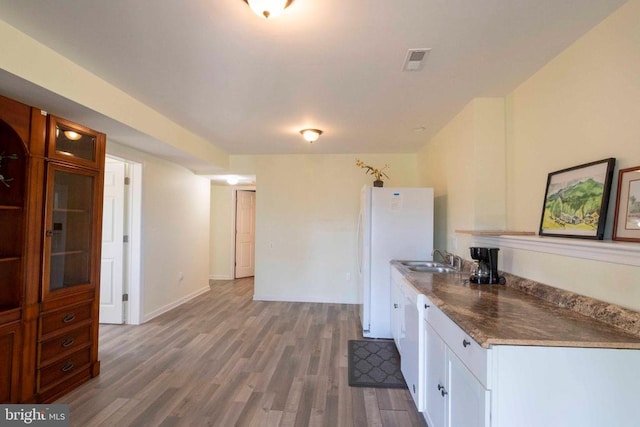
[
  {"left": 99, "top": 155, "right": 142, "bottom": 325},
  {"left": 235, "top": 190, "right": 256, "bottom": 278}
]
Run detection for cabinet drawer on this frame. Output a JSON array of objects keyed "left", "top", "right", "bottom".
[
  {"left": 39, "top": 325, "right": 91, "bottom": 364},
  {"left": 39, "top": 347, "right": 91, "bottom": 391},
  {"left": 426, "top": 304, "right": 489, "bottom": 387},
  {"left": 40, "top": 302, "right": 93, "bottom": 337}
]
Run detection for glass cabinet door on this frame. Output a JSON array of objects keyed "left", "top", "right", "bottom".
[
  {"left": 47, "top": 116, "right": 103, "bottom": 169},
  {"left": 44, "top": 164, "right": 97, "bottom": 293}
]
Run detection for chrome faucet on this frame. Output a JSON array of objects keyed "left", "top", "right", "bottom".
[
  {"left": 432, "top": 249, "right": 463, "bottom": 271},
  {"left": 432, "top": 249, "right": 447, "bottom": 264}
]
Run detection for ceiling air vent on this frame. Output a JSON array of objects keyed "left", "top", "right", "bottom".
[{"left": 403, "top": 48, "right": 431, "bottom": 72}]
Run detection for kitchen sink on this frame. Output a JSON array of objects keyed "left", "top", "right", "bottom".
[
  {"left": 408, "top": 265, "right": 458, "bottom": 273},
  {"left": 401, "top": 261, "right": 442, "bottom": 268}
]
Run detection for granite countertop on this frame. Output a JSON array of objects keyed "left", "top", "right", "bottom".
[{"left": 391, "top": 260, "right": 640, "bottom": 350}]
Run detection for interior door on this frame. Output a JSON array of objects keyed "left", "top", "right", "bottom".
[
  {"left": 235, "top": 190, "right": 255, "bottom": 278},
  {"left": 99, "top": 160, "right": 125, "bottom": 324}
]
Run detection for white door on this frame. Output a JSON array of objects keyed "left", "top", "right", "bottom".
[
  {"left": 100, "top": 160, "right": 125, "bottom": 324},
  {"left": 235, "top": 190, "right": 255, "bottom": 278}
]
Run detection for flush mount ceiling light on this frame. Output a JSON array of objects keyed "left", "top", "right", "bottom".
[
  {"left": 300, "top": 128, "right": 323, "bottom": 143},
  {"left": 243, "top": 0, "right": 294, "bottom": 19}
]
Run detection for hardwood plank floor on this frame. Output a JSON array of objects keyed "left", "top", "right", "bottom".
[{"left": 58, "top": 278, "right": 426, "bottom": 426}]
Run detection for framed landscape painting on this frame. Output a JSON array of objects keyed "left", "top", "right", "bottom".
[
  {"left": 539, "top": 158, "right": 616, "bottom": 240},
  {"left": 613, "top": 166, "right": 640, "bottom": 242}
]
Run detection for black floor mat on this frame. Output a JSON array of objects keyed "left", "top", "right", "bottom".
[{"left": 348, "top": 339, "right": 406, "bottom": 389}]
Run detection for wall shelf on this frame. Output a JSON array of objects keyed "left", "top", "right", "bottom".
[
  {"left": 472, "top": 234, "right": 640, "bottom": 268},
  {"left": 456, "top": 230, "right": 536, "bottom": 236}
]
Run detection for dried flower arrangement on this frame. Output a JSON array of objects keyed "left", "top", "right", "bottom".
[{"left": 355, "top": 159, "right": 389, "bottom": 185}]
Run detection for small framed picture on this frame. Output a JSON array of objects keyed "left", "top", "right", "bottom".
[
  {"left": 613, "top": 166, "right": 640, "bottom": 242},
  {"left": 539, "top": 158, "right": 616, "bottom": 240}
]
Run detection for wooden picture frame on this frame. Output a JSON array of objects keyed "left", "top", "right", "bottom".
[
  {"left": 613, "top": 166, "right": 640, "bottom": 242},
  {"left": 539, "top": 158, "right": 615, "bottom": 240}
]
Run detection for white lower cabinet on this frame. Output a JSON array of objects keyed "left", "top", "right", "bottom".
[
  {"left": 420, "top": 295, "right": 640, "bottom": 427},
  {"left": 424, "top": 322, "right": 446, "bottom": 427},
  {"left": 448, "top": 348, "right": 490, "bottom": 427},
  {"left": 423, "top": 320, "right": 489, "bottom": 427}
]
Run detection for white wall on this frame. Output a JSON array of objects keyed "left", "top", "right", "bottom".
[
  {"left": 227, "top": 153, "right": 419, "bottom": 303},
  {"left": 417, "top": 98, "right": 506, "bottom": 253},
  {"left": 210, "top": 185, "right": 234, "bottom": 280},
  {"left": 417, "top": 0, "right": 640, "bottom": 311},
  {"left": 107, "top": 141, "right": 211, "bottom": 320}
]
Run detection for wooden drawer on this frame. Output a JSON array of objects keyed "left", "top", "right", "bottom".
[
  {"left": 426, "top": 303, "right": 490, "bottom": 388},
  {"left": 39, "top": 325, "right": 91, "bottom": 365},
  {"left": 39, "top": 347, "right": 91, "bottom": 391},
  {"left": 40, "top": 302, "right": 93, "bottom": 337}
]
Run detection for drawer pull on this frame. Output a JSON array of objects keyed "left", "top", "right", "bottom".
[
  {"left": 393, "top": 303, "right": 398, "bottom": 309},
  {"left": 62, "top": 337, "right": 75, "bottom": 348},
  {"left": 62, "top": 313, "right": 76, "bottom": 323},
  {"left": 61, "top": 362, "right": 74, "bottom": 372},
  {"left": 463, "top": 339, "right": 471, "bottom": 348}
]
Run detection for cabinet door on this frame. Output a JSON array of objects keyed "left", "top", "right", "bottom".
[
  {"left": 401, "top": 287, "right": 421, "bottom": 408},
  {"left": 43, "top": 163, "right": 101, "bottom": 298},
  {"left": 424, "top": 321, "right": 447, "bottom": 427},
  {"left": 390, "top": 278, "right": 403, "bottom": 349},
  {"left": 46, "top": 116, "right": 104, "bottom": 170},
  {"left": 447, "top": 349, "right": 490, "bottom": 427},
  {"left": 0, "top": 322, "right": 21, "bottom": 402}
]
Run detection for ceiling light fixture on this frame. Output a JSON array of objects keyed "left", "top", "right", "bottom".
[
  {"left": 226, "top": 176, "right": 239, "bottom": 185},
  {"left": 300, "top": 128, "right": 323, "bottom": 143},
  {"left": 243, "top": 0, "right": 294, "bottom": 19}
]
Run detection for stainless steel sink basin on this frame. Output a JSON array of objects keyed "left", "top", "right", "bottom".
[
  {"left": 408, "top": 265, "right": 458, "bottom": 273},
  {"left": 401, "top": 261, "right": 442, "bottom": 268}
]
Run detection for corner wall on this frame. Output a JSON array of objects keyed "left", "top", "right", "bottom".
[
  {"left": 417, "top": 0, "right": 640, "bottom": 311},
  {"left": 107, "top": 141, "right": 211, "bottom": 320}
]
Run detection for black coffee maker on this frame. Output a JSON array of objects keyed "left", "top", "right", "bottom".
[{"left": 469, "top": 247, "right": 503, "bottom": 284}]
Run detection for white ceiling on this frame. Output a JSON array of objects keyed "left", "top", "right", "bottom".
[{"left": 0, "top": 0, "right": 629, "bottom": 166}]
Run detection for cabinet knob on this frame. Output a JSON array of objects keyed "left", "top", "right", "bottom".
[
  {"left": 462, "top": 339, "right": 471, "bottom": 347},
  {"left": 393, "top": 303, "right": 398, "bottom": 309},
  {"left": 438, "top": 384, "right": 448, "bottom": 397},
  {"left": 61, "top": 362, "right": 74, "bottom": 373},
  {"left": 62, "top": 313, "right": 76, "bottom": 323},
  {"left": 45, "top": 230, "right": 53, "bottom": 237},
  {"left": 424, "top": 304, "right": 430, "bottom": 309}
]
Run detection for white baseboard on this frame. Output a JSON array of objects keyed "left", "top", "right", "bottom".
[
  {"left": 143, "top": 286, "right": 210, "bottom": 323},
  {"left": 253, "top": 293, "right": 357, "bottom": 304},
  {"left": 209, "top": 274, "right": 234, "bottom": 280}
]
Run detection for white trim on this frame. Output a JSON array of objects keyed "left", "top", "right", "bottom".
[
  {"left": 474, "top": 235, "right": 640, "bottom": 267},
  {"left": 253, "top": 293, "right": 358, "bottom": 304},
  {"left": 105, "top": 154, "right": 143, "bottom": 325},
  {"left": 143, "top": 286, "right": 210, "bottom": 323},
  {"left": 230, "top": 189, "right": 237, "bottom": 279},
  {"left": 209, "top": 274, "right": 234, "bottom": 280},
  {"left": 127, "top": 162, "right": 143, "bottom": 325}
]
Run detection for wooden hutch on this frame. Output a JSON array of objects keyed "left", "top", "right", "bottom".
[{"left": 0, "top": 94, "right": 105, "bottom": 403}]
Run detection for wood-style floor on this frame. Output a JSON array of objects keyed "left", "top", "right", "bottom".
[{"left": 59, "top": 278, "right": 426, "bottom": 426}]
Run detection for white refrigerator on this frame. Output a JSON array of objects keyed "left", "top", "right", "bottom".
[{"left": 357, "top": 186, "right": 434, "bottom": 338}]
